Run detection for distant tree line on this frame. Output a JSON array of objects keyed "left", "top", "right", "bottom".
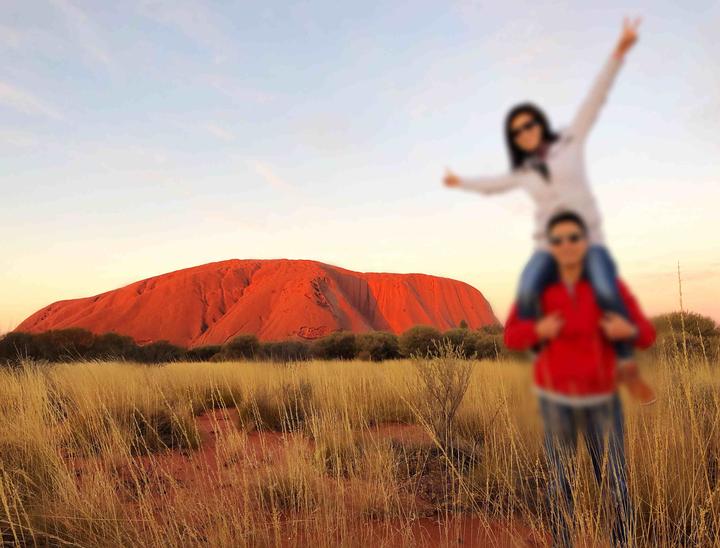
[
  {"left": 1, "top": 312, "right": 717, "bottom": 366},
  {"left": 0, "top": 322, "right": 507, "bottom": 365}
]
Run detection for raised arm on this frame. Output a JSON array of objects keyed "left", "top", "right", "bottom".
[
  {"left": 567, "top": 51, "right": 624, "bottom": 142},
  {"left": 568, "top": 16, "right": 641, "bottom": 143}
]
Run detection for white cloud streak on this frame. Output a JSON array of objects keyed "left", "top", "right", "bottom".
[
  {"left": 203, "top": 122, "right": 235, "bottom": 142},
  {"left": 0, "top": 81, "right": 63, "bottom": 120},
  {"left": 252, "top": 161, "right": 297, "bottom": 194},
  {"left": 0, "top": 129, "right": 38, "bottom": 147},
  {"left": 49, "top": 0, "right": 112, "bottom": 67},
  {"left": 205, "top": 74, "right": 275, "bottom": 105},
  {"left": 134, "top": 0, "right": 235, "bottom": 58}
]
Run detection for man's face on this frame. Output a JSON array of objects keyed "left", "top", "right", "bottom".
[{"left": 548, "top": 221, "right": 588, "bottom": 268}]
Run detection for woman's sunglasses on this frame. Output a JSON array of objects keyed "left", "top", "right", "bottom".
[
  {"left": 549, "top": 232, "right": 584, "bottom": 246},
  {"left": 510, "top": 118, "right": 538, "bottom": 138}
]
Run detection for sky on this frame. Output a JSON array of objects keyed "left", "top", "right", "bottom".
[{"left": 1, "top": 0, "right": 719, "bottom": 333}]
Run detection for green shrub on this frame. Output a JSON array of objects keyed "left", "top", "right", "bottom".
[
  {"left": 651, "top": 312, "right": 720, "bottom": 363},
  {"left": 0, "top": 332, "right": 43, "bottom": 365},
  {"left": 470, "top": 330, "right": 506, "bottom": 360},
  {"left": 260, "top": 340, "right": 312, "bottom": 362},
  {"left": 90, "top": 332, "right": 137, "bottom": 360},
  {"left": 0, "top": 329, "right": 139, "bottom": 364},
  {"left": 133, "top": 341, "right": 186, "bottom": 363},
  {"left": 654, "top": 332, "right": 719, "bottom": 363},
  {"left": 185, "top": 344, "right": 222, "bottom": 361},
  {"left": 312, "top": 331, "right": 357, "bottom": 360},
  {"left": 438, "top": 327, "right": 506, "bottom": 360},
  {"left": 356, "top": 331, "right": 400, "bottom": 361},
  {"left": 37, "top": 328, "right": 96, "bottom": 362},
  {"left": 479, "top": 323, "right": 504, "bottom": 336},
  {"left": 399, "top": 325, "right": 442, "bottom": 358},
  {"left": 441, "top": 328, "right": 476, "bottom": 358},
  {"left": 214, "top": 334, "right": 261, "bottom": 361},
  {"left": 652, "top": 312, "right": 719, "bottom": 339}
]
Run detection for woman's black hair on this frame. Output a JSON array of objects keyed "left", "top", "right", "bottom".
[{"left": 504, "top": 102, "right": 560, "bottom": 182}]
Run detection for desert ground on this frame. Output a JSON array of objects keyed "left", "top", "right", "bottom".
[{"left": 1, "top": 342, "right": 718, "bottom": 547}]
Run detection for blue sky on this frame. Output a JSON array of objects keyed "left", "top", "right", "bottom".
[{"left": 1, "top": 0, "right": 719, "bottom": 331}]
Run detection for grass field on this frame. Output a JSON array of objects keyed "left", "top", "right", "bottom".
[{"left": 0, "top": 344, "right": 718, "bottom": 547}]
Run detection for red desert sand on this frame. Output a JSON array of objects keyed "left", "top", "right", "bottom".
[
  {"left": 15, "top": 258, "right": 498, "bottom": 347},
  {"left": 66, "top": 407, "right": 552, "bottom": 548}
]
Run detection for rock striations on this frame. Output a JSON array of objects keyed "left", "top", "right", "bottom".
[{"left": 15, "top": 259, "right": 498, "bottom": 348}]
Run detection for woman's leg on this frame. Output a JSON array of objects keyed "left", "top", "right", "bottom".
[
  {"left": 584, "top": 245, "right": 634, "bottom": 362},
  {"left": 517, "top": 250, "right": 557, "bottom": 319}
]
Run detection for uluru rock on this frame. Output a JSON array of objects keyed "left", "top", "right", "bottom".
[{"left": 14, "top": 259, "right": 498, "bottom": 348}]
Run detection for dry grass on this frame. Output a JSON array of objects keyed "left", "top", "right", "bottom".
[{"left": 0, "top": 344, "right": 717, "bottom": 547}]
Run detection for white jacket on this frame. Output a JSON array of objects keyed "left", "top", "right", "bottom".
[{"left": 456, "top": 52, "right": 625, "bottom": 249}]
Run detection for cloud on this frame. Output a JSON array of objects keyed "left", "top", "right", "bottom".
[
  {"left": 0, "top": 23, "right": 65, "bottom": 58},
  {"left": 0, "top": 129, "right": 38, "bottom": 147},
  {"left": 0, "top": 24, "right": 23, "bottom": 49},
  {"left": 135, "top": 0, "right": 235, "bottom": 59},
  {"left": 252, "top": 161, "right": 297, "bottom": 194},
  {"left": 0, "top": 81, "right": 63, "bottom": 120},
  {"left": 203, "top": 122, "right": 235, "bottom": 142},
  {"left": 49, "top": 0, "right": 112, "bottom": 67},
  {"left": 206, "top": 74, "right": 275, "bottom": 105},
  {"left": 288, "top": 112, "right": 358, "bottom": 153}
]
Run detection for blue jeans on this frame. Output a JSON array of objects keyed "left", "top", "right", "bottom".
[
  {"left": 539, "top": 394, "right": 632, "bottom": 547},
  {"left": 516, "top": 245, "right": 634, "bottom": 360}
]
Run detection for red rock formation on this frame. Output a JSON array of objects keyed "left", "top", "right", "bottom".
[{"left": 14, "top": 259, "right": 498, "bottom": 348}]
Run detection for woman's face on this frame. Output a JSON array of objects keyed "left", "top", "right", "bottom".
[{"left": 510, "top": 112, "right": 542, "bottom": 153}]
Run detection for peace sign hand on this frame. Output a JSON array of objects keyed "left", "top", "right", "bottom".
[{"left": 615, "top": 16, "right": 641, "bottom": 59}]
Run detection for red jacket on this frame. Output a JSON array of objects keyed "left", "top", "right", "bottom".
[{"left": 504, "top": 278, "right": 655, "bottom": 398}]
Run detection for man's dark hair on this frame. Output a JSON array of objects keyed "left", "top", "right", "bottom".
[{"left": 546, "top": 210, "right": 588, "bottom": 237}]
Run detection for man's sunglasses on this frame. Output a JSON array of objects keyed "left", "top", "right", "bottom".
[
  {"left": 510, "top": 119, "right": 538, "bottom": 138},
  {"left": 549, "top": 232, "right": 585, "bottom": 246}
]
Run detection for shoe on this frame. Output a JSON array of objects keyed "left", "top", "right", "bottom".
[{"left": 618, "top": 362, "right": 656, "bottom": 406}]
